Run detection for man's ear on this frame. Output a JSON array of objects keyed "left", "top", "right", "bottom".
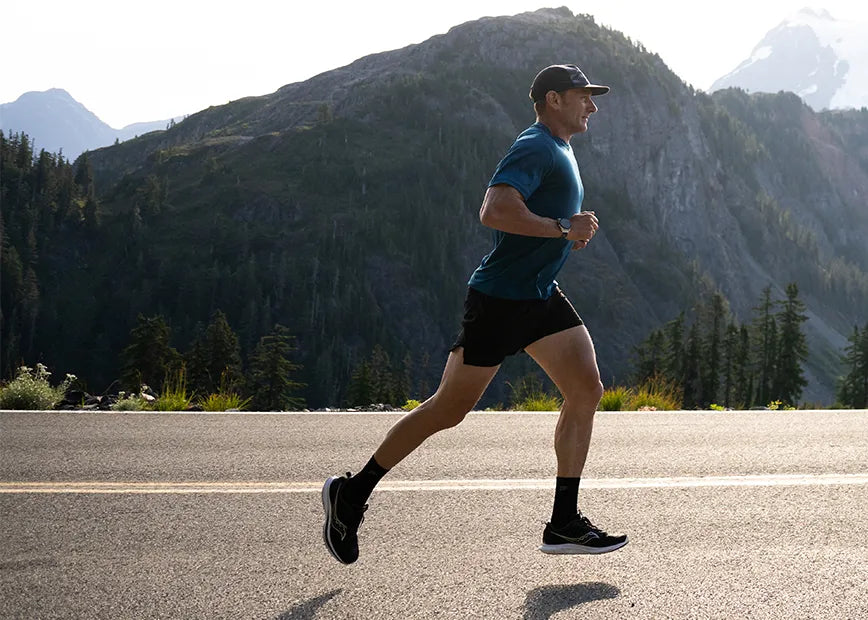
[{"left": 545, "top": 90, "right": 560, "bottom": 108}]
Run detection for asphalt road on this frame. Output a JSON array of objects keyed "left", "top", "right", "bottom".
[{"left": 1, "top": 409, "right": 867, "bottom": 619}]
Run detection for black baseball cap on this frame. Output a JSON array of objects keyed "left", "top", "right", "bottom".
[{"left": 529, "top": 64, "right": 610, "bottom": 102}]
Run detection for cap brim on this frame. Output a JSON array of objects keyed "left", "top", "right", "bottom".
[{"left": 587, "top": 85, "right": 610, "bottom": 95}]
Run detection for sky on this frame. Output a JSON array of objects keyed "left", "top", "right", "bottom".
[{"left": 4, "top": 0, "right": 868, "bottom": 129}]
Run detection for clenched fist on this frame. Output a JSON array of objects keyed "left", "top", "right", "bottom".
[{"left": 567, "top": 211, "right": 598, "bottom": 250}]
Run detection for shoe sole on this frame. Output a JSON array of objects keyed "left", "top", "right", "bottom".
[
  {"left": 538, "top": 537, "right": 628, "bottom": 555},
  {"left": 321, "top": 476, "right": 348, "bottom": 564}
]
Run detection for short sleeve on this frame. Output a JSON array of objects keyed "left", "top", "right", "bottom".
[{"left": 488, "top": 137, "right": 553, "bottom": 200}]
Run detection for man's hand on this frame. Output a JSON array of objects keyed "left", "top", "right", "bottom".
[{"left": 568, "top": 211, "right": 598, "bottom": 250}]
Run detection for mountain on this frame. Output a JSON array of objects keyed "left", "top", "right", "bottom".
[
  {"left": 709, "top": 8, "right": 868, "bottom": 111},
  {"left": 0, "top": 88, "right": 181, "bottom": 160},
  {"left": 3, "top": 7, "right": 868, "bottom": 407}
]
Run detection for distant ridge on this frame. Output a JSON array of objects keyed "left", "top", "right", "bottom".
[{"left": 0, "top": 88, "right": 183, "bottom": 160}]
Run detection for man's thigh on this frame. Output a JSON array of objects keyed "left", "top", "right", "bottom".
[
  {"left": 524, "top": 326, "right": 601, "bottom": 395},
  {"left": 433, "top": 347, "right": 500, "bottom": 410}
]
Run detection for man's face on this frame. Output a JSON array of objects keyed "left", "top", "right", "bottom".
[{"left": 553, "top": 87, "right": 598, "bottom": 133}]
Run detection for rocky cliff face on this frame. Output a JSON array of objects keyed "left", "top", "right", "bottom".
[{"left": 77, "top": 8, "right": 868, "bottom": 404}]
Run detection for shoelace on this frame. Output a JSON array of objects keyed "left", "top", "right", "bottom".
[
  {"left": 351, "top": 502, "right": 368, "bottom": 525},
  {"left": 576, "top": 513, "right": 607, "bottom": 536}
]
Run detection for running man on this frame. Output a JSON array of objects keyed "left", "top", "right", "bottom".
[{"left": 323, "top": 64, "right": 628, "bottom": 564}]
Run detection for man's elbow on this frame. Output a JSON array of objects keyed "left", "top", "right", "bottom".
[
  {"left": 479, "top": 198, "right": 502, "bottom": 228},
  {"left": 479, "top": 204, "right": 493, "bottom": 227}
]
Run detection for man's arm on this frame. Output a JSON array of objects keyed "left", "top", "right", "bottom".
[{"left": 479, "top": 184, "right": 598, "bottom": 245}]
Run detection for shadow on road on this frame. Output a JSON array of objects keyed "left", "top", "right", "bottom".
[
  {"left": 274, "top": 589, "right": 342, "bottom": 620},
  {"left": 523, "top": 582, "right": 620, "bottom": 619}
]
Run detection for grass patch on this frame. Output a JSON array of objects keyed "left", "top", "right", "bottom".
[
  {"left": 508, "top": 373, "right": 561, "bottom": 411},
  {"left": 626, "top": 375, "right": 682, "bottom": 411},
  {"left": 151, "top": 368, "right": 194, "bottom": 411},
  {"left": 200, "top": 391, "right": 251, "bottom": 412},
  {"left": 597, "top": 376, "right": 682, "bottom": 411},
  {"left": 512, "top": 393, "right": 562, "bottom": 411},
  {"left": 599, "top": 386, "right": 632, "bottom": 411}
]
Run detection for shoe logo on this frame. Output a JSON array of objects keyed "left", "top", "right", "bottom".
[
  {"left": 333, "top": 517, "right": 348, "bottom": 540},
  {"left": 553, "top": 531, "right": 600, "bottom": 545},
  {"left": 332, "top": 483, "right": 349, "bottom": 540}
]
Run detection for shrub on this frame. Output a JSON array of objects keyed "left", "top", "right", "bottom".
[
  {"left": 151, "top": 367, "right": 193, "bottom": 411},
  {"left": 767, "top": 400, "right": 795, "bottom": 411},
  {"left": 111, "top": 392, "right": 149, "bottom": 411},
  {"left": 627, "top": 375, "right": 682, "bottom": 411},
  {"left": 0, "top": 364, "right": 75, "bottom": 410},
  {"left": 709, "top": 403, "right": 726, "bottom": 411},
  {"left": 402, "top": 399, "right": 422, "bottom": 411},
  {"left": 599, "top": 386, "right": 632, "bottom": 411},
  {"left": 200, "top": 392, "right": 251, "bottom": 412}
]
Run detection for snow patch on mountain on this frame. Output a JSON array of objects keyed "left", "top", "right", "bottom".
[
  {"left": 710, "top": 7, "right": 868, "bottom": 111},
  {"left": 793, "top": 9, "right": 868, "bottom": 108}
]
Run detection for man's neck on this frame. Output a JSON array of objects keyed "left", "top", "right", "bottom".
[{"left": 536, "top": 117, "right": 572, "bottom": 143}]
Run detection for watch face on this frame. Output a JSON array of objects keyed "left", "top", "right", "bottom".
[{"left": 558, "top": 218, "right": 571, "bottom": 232}]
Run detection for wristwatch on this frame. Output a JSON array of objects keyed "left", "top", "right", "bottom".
[{"left": 556, "top": 217, "right": 571, "bottom": 238}]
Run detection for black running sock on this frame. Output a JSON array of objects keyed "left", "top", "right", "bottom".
[
  {"left": 550, "top": 476, "right": 580, "bottom": 526},
  {"left": 344, "top": 456, "right": 390, "bottom": 505}
]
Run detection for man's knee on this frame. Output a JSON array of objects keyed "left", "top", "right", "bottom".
[
  {"left": 563, "top": 375, "right": 604, "bottom": 408},
  {"left": 430, "top": 394, "right": 477, "bottom": 429},
  {"left": 590, "top": 378, "right": 604, "bottom": 403}
]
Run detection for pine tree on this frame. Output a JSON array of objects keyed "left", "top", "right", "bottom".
[
  {"left": 347, "top": 361, "right": 374, "bottom": 407},
  {"left": 752, "top": 286, "right": 777, "bottom": 406},
  {"left": 186, "top": 310, "right": 243, "bottom": 396},
  {"left": 633, "top": 328, "right": 665, "bottom": 383},
  {"left": 120, "top": 315, "right": 181, "bottom": 391},
  {"left": 734, "top": 325, "right": 752, "bottom": 408},
  {"left": 772, "top": 283, "right": 809, "bottom": 405},
  {"left": 347, "top": 345, "right": 409, "bottom": 407},
  {"left": 246, "top": 324, "right": 305, "bottom": 411},
  {"left": 416, "top": 351, "right": 432, "bottom": 399},
  {"left": 662, "top": 312, "right": 685, "bottom": 386},
  {"left": 721, "top": 322, "right": 739, "bottom": 407},
  {"left": 701, "top": 293, "right": 726, "bottom": 406},
  {"left": 0, "top": 239, "right": 25, "bottom": 378},
  {"left": 399, "top": 352, "right": 413, "bottom": 402},
  {"left": 73, "top": 153, "right": 94, "bottom": 198},
  {"left": 14, "top": 133, "right": 33, "bottom": 170},
  {"left": 837, "top": 323, "right": 868, "bottom": 408},
  {"left": 682, "top": 323, "right": 702, "bottom": 409},
  {"left": 366, "top": 345, "right": 396, "bottom": 404}
]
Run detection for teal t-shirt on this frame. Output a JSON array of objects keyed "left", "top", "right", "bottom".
[{"left": 468, "top": 122, "right": 584, "bottom": 300}]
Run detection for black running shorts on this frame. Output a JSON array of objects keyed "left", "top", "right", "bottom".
[{"left": 450, "top": 286, "right": 583, "bottom": 367}]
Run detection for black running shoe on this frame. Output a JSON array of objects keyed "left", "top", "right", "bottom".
[
  {"left": 539, "top": 512, "right": 628, "bottom": 555},
  {"left": 322, "top": 473, "right": 368, "bottom": 564}
]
